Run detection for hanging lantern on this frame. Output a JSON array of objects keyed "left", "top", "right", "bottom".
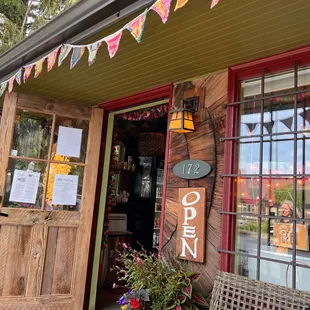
[{"left": 168, "top": 97, "right": 199, "bottom": 133}]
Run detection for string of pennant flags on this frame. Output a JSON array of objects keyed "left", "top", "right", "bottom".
[{"left": 0, "top": 0, "right": 221, "bottom": 97}]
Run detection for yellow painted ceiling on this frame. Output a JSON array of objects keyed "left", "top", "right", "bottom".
[{"left": 7, "top": 0, "right": 310, "bottom": 106}]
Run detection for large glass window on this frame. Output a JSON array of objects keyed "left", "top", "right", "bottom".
[{"left": 230, "top": 64, "right": 310, "bottom": 291}]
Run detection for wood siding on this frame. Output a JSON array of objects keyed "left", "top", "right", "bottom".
[{"left": 163, "top": 71, "right": 227, "bottom": 292}]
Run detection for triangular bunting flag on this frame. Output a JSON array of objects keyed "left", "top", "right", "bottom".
[
  {"left": 87, "top": 42, "right": 101, "bottom": 66},
  {"left": 23, "top": 64, "right": 34, "bottom": 83},
  {"left": 47, "top": 47, "right": 60, "bottom": 72},
  {"left": 175, "top": 0, "right": 189, "bottom": 11},
  {"left": 150, "top": 0, "right": 172, "bottom": 24},
  {"left": 58, "top": 45, "right": 72, "bottom": 67},
  {"left": 34, "top": 58, "right": 45, "bottom": 78},
  {"left": 70, "top": 46, "right": 85, "bottom": 69},
  {"left": 245, "top": 122, "right": 258, "bottom": 135},
  {"left": 15, "top": 69, "right": 22, "bottom": 85},
  {"left": 281, "top": 117, "right": 294, "bottom": 131},
  {"left": 263, "top": 120, "right": 274, "bottom": 134},
  {"left": 105, "top": 31, "right": 123, "bottom": 58},
  {"left": 0, "top": 81, "right": 8, "bottom": 97},
  {"left": 8, "top": 75, "right": 15, "bottom": 93},
  {"left": 126, "top": 10, "right": 147, "bottom": 43},
  {"left": 211, "top": 0, "right": 220, "bottom": 8}
]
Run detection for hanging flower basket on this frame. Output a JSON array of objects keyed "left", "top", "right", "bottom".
[{"left": 138, "top": 132, "right": 165, "bottom": 156}]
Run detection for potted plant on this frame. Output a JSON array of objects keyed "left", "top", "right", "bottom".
[{"left": 113, "top": 244, "right": 210, "bottom": 310}]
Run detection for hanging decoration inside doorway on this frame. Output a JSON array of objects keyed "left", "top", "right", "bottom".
[
  {"left": 115, "top": 104, "right": 168, "bottom": 121},
  {"left": 0, "top": 0, "right": 222, "bottom": 96}
]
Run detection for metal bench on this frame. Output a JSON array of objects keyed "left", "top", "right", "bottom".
[{"left": 210, "top": 271, "right": 310, "bottom": 310}]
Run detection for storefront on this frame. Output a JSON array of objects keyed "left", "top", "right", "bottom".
[{"left": 1, "top": 0, "right": 310, "bottom": 309}]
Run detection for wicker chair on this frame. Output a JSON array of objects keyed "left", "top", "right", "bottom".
[{"left": 210, "top": 271, "right": 310, "bottom": 310}]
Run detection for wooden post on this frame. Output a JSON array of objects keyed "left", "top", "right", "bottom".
[{"left": 0, "top": 92, "right": 17, "bottom": 207}]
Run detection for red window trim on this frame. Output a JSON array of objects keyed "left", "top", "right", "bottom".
[
  {"left": 99, "top": 84, "right": 174, "bottom": 251},
  {"left": 220, "top": 44, "right": 310, "bottom": 272}
]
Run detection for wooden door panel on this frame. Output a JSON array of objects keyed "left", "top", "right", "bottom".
[
  {"left": 0, "top": 92, "right": 103, "bottom": 309},
  {"left": 41, "top": 226, "right": 77, "bottom": 295},
  {"left": 0, "top": 225, "right": 32, "bottom": 296}
]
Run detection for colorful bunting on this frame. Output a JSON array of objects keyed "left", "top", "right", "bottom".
[
  {"left": 34, "top": 58, "right": 45, "bottom": 78},
  {"left": 87, "top": 42, "right": 101, "bottom": 66},
  {"left": 175, "top": 0, "right": 189, "bottom": 11},
  {"left": 23, "top": 64, "right": 34, "bottom": 83},
  {"left": 105, "top": 31, "right": 123, "bottom": 58},
  {"left": 70, "top": 46, "right": 85, "bottom": 69},
  {"left": 126, "top": 10, "right": 147, "bottom": 43},
  {"left": 0, "top": 0, "right": 210, "bottom": 97},
  {"left": 47, "top": 47, "right": 60, "bottom": 72},
  {"left": 15, "top": 69, "right": 22, "bottom": 85},
  {"left": 211, "top": 0, "right": 220, "bottom": 9},
  {"left": 150, "top": 0, "right": 172, "bottom": 24},
  {"left": 0, "top": 81, "right": 7, "bottom": 97},
  {"left": 8, "top": 75, "right": 15, "bottom": 93},
  {"left": 58, "top": 45, "right": 72, "bottom": 67}
]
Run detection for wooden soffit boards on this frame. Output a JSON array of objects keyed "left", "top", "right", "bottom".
[{"left": 9, "top": 0, "right": 310, "bottom": 107}]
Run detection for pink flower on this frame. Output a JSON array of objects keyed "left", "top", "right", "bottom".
[
  {"left": 136, "top": 257, "right": 142, "bottom": 264},
  {"left": 122, "top": 243, "right": 128, "bottom": 248},
  {"left": 113, "top": 283, "right": 118, "bottom": 289}
]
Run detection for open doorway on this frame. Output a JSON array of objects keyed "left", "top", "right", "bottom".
[{"left": 95, "top": 100, "right": 168, "bottom": 309}]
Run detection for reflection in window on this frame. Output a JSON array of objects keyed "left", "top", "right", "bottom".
[
  {"left": 12, "top": 111, "right": 52, "bottom": 159},
  {"left": 233, "top": 65, "right": 310, "bottom": 291}
]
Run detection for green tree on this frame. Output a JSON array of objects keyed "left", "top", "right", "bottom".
[{"left": 0, "top": 0, "right": 77, "bottom": 53}]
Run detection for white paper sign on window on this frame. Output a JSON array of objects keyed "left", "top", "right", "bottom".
[
  {"left": 56, "top": 126, "right": 82, "bottom": 158},
  {"left": 52, "top": 174, "right": 78, "bottom": 206},
  {"left": 9, "top": 170, "right": 40, "bottom": 204}
]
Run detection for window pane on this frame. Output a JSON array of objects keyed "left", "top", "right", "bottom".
[
  {"left": 296, "top": 266, "right": 310, "bottom": 292},
  {"left": 260, "top": 259, "right": 293, "bottom": 288},
  {"left": 237, "top": 141, "right": 260, "bottom": 174},
  {"left": 12, "top": 111, "right": 52, "bottom": 159},
  {"left": 53, "top": 116, "right": 89, "bottom": 163},
  {"left": 4, "top": 159, "right": 46, "bottom": 209},
  {"left": 234, "top": 254, "right": 257, "bottom": 279},
  {"left": 44, "top": 163, "right": 84, "bottom": 211}
]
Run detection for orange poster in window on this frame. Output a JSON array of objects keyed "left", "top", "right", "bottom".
[{"left": 274, "top": 223, "right": 309, "bottom": 251}]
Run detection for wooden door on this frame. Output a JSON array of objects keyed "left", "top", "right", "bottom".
[{"left": 0, "top": 92, "right": 103, "bottom": 309}]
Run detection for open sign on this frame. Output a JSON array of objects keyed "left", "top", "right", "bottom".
[{"left": 176, "top": 188, "right": 206, "bottom": 263}]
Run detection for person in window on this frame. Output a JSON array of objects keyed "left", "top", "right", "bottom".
[
  {"left": 280, "top": 200, "right": 300, "bottom": 222},
  {"left": 274, "top": 200, "right": 300, "bottom": 254}
]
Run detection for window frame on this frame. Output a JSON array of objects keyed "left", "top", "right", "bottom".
[{"left": 221, "top": 45, "right": 310, "bottom": 287}]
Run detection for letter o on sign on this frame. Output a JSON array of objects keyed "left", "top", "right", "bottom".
[{"left": 182, "top": 191, "right": 201, "bottom": 206}]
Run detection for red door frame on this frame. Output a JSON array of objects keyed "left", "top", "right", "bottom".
[
  {"left": 220, "top": 45, "right": 310, "bottom": 272},
  {"left": 99, "top": 84, "right": 174, "bottom": 250}
]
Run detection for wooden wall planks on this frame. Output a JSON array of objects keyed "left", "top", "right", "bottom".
[{"left": 163, "top": 71, "right": 228, "bottom": 292}]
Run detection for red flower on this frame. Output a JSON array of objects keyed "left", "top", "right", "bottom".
[{"left": 130, "top": 298, "right": 140, "bottom": 309}]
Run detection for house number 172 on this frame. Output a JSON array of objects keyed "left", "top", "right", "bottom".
[
  {"left": 182, "top": 164, "right": 200, "bottom": 175},
  {"left": 173, "top": 160, "right": 212, "bottom": 180}
]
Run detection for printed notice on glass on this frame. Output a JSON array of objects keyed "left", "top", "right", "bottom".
[
  {"left": 9, "top": 170, "right": 40, "bottom": 204},
  {"left": 52, "top": 174, "right": 78, "bottom": 205},
  {"left": 56, "top": 126, "right": 82, "bottom": 158}
]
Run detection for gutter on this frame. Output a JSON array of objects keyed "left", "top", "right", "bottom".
[{"left": 0, "top": 0, "right": 154, "bottom": 82}]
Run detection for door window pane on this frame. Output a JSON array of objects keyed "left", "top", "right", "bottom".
[
  {"left": 44, "top": 164, "right": 84, "bottom": 211},
  {"left": 53, "top": 116, "right": 89, "bottom": 163},
  {"left": 4, "top": 159, "right": 46, "bottom": 209},
  {"left": 12, "top": 111, "right": 52, "bottom": 159}
]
